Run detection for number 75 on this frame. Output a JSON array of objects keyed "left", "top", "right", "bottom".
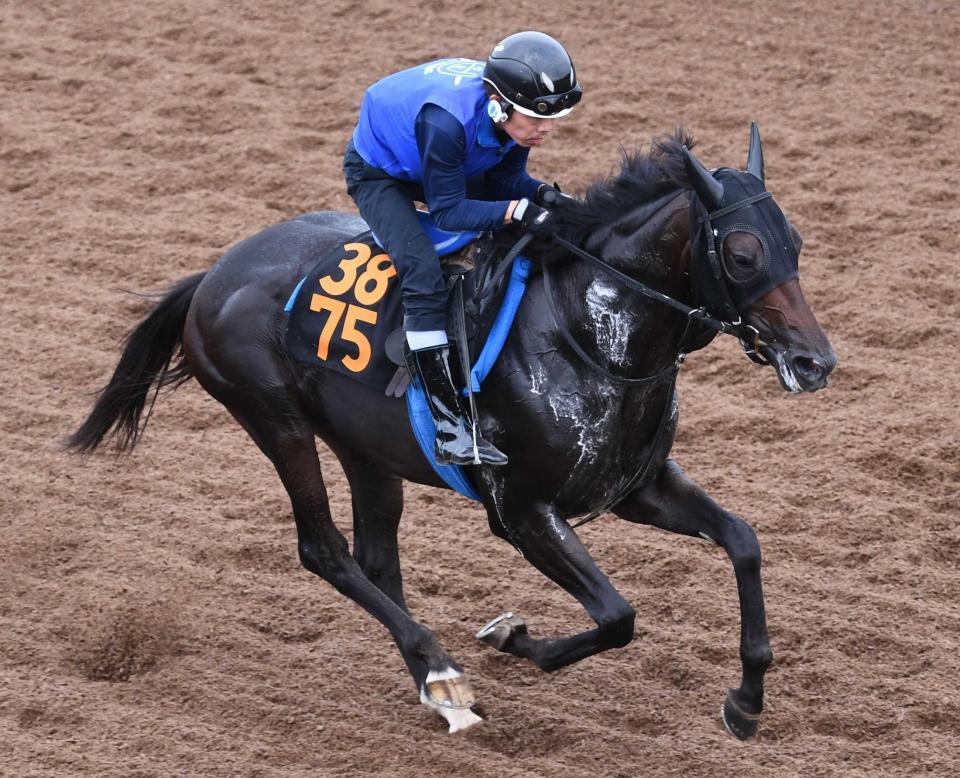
[{"left": 309, "top": 294, "right": 378, "bottom": 373}]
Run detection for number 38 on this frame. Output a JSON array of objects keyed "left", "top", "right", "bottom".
[
  {"left": 310, "top": 243, "right": 397, "bottom": 373},
  {"left": 319, "top": 243, "right": 396, "bottom": 306}
]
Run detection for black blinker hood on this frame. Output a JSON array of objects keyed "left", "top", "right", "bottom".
[{"left": 689, "top": 168, "right": 799, "bottom": 321}]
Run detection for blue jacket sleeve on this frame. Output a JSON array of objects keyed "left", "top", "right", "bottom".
[
  {"left": 415, "top": 104, "right": 511, "bottom": 232},
  {"left": 484, "top": 145, "right": 543, "bottom": 201}
]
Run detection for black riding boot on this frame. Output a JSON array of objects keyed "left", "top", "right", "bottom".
[{"left": 406, "top": 345, "right": 508, "bottom": 467}]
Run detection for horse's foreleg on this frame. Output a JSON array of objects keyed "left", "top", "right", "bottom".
[
  {"left": 477, "top": 500, "right": 635, "bottom": 672},
  {"left": 611, "top": 458, "right": 772, "bottom": 739}
]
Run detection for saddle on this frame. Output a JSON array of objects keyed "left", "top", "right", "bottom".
[{"left": 284, "top": 211, "right": 522, "bottom": 397}]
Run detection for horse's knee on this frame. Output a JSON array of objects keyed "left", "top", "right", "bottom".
[
  {"left": 599, "top": 604, "right": 636, "bottom": 649},
  {"left": 724, "top": 518, "right": 762, "bottom": 572}
]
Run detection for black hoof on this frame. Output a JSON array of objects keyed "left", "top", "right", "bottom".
[
  {"left": 721, "top": 690, "right": 761, "bottom": 740},
  {"left": 476, "top": 612, "right": 526, "bottom": 651}
]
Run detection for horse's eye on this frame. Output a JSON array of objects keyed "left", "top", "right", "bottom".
[{"left": 722, "top": 249, "right": 764, "bottom": 284}]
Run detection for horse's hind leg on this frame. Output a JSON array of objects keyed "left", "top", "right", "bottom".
[
  {"left": 338, "top": 452, "right": 446, "bottom": 700},
  {"left": 340, "top": 451, "right": 407, "bottom": 610},
  {"left": 256, "top": 425, "right": 481, "bottom": 731},
  {"left": 185, "top": 308, "right": 479, "bottom": 730},
  {"left": 610, "top": 458, "right": 772, "bottom": 740}
]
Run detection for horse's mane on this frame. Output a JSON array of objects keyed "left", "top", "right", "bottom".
[{"left": 556, "top": 128, "right": 695, "bottom": 243}]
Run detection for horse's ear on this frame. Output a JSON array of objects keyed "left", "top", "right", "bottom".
[
  {"left": 682, "top": 145, "right": 724, "bottom": 211},
  {"left": 746, "top": 121, "right": 765, "bottom": 185}
]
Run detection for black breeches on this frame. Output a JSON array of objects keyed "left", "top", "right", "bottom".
[{"left": 343, "top": 142, "right": 448, "bottom": 332}]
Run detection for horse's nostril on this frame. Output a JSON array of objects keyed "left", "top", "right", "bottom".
[{"left": 793, "top": 355, "right": 822, "bottom": 378}]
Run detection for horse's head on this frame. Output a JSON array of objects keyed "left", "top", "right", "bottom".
[{"left": 682, "top": 125, "right": 837, "bottom": 392}]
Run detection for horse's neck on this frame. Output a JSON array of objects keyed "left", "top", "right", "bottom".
[{"left": 549, "top": 191, "right": 693, "bottom": 378}]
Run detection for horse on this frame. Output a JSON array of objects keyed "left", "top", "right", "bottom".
[{"left": 69, "top": 125, "right": 836, "bottom": 738}]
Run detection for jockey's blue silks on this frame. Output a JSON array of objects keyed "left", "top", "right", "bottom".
[{"left": 352, "top": 59, "right": 517, "bottom": 182}]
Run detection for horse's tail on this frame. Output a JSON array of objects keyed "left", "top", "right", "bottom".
[{"left": 67, "top": 272, "right": 207, "bottom": 454}]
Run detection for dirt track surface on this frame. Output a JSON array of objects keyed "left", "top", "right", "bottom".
[{"left": 3, "top": 1, "right": 959, "bottom": 775}]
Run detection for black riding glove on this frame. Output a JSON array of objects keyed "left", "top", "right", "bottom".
[
  {"left": 536, "top": 182, "right": 577, "bottom": 208},
  {"left": 511, "top": 198, "right": 555, "bottom": 236}
]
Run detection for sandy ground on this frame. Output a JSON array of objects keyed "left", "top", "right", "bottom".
[{"left": 2, "top": 0, "right": 959, "bottom": 775}]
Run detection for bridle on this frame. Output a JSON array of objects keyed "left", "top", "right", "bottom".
[
  {"left": 543, "top": 187, "right": 775, "bottom": 379},
  {"left": 528, "top": 187, "right": 778, "bottom": 529}
]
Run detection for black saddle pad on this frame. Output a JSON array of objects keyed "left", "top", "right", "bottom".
[
  {"left": 286, "top": 232, "right": 403, "bottom": 390},
  {"left": 286, "top": 229, "right": 513, "bottom": 392}
]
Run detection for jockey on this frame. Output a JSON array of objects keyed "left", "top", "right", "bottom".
[{"left": 344, "top": 30, "right": 581, "bottom": 467}]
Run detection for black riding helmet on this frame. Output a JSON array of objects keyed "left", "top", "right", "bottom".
[{"left": 482, "top": 31, "right": 582, "bottom": 118}]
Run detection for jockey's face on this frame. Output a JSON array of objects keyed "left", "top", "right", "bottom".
[{"left": 500, "top": 105, "right": 557, "bottom": 148}]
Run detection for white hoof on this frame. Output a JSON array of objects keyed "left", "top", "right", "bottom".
[{"left": 420, "top": 668, "right": 482, "bottom": 734}]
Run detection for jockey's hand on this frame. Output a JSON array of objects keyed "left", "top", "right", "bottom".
[
  {"left": 511, "top": 198, "right": 555, "bottom": 236},
  {"left": 536, "top": 182, "right": 577, "bottom": 208}
]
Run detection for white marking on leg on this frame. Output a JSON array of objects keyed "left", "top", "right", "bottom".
[
  {"left": 424, "top": 667, "right": 461, "bottom": 684},
  {"left": 420, "top": 667, "right": 483, "bottom": 733},
  {"left": 420, "top": 687, "right": 483, "bottom": 733}
]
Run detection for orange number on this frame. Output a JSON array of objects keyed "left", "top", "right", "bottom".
[
  {"left": 319, "top": 243, "right": 372, "bottom": 296},
  {"left": 340, "top": 305, "right": 378, "bottom": 372},
  {"left": 354, "top": 253, "right": 397, "bottom": 306},
  {"left": 309, "top": 293, "right": 347, "bottom": 360}
]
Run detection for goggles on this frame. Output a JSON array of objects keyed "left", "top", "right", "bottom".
[{"left": 484, "top": 79, "right": 582, "bottom": 119}]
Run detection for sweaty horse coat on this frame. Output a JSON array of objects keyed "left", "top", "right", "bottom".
[{"left": 69, "top": 128, "right": 836, "bottom": 737}]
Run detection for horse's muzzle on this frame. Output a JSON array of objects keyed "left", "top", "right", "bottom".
[{"left": 761, "top": 343, "right": 837, "bottom": 393}]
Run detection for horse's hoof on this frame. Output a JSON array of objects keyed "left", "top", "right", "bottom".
[
  {"left": 420, "top": 668, "right": 482, "bottom": 734},
  {"left": 721, "top": 689, "right": 761, "bottom": 740},
  {"left": 476, "top": 612, "right": 526, "bottom": 650}
]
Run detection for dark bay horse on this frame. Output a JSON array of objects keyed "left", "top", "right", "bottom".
[{"left": 70, "top": 127, "right": 836, "bottom": 738}]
